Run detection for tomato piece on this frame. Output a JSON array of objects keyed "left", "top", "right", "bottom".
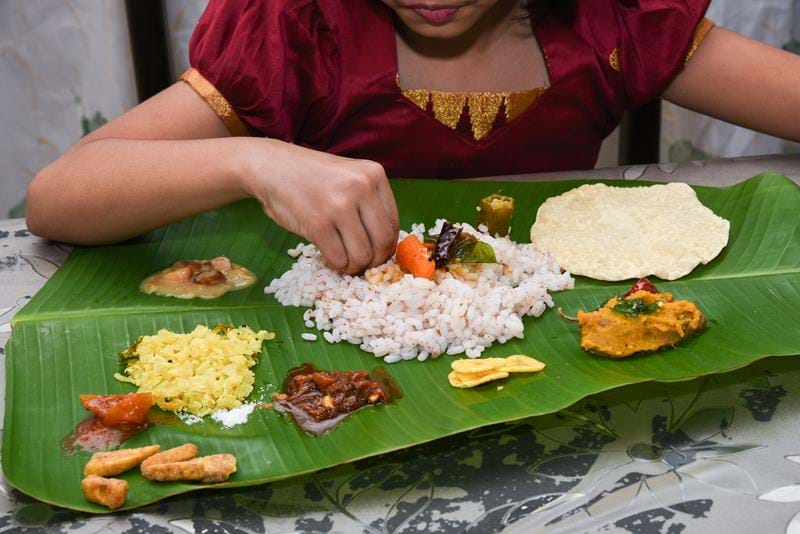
[{"left": 79, "top": 393, "right": 154, "bottom": 426}]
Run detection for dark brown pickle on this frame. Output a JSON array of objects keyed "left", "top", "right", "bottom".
[{"left": 274, "top": 363, "right": 401, "bottom": 435}]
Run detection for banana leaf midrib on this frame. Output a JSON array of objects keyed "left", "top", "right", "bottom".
[
  {"left": 11, "top": 302, "right": 286, "bottom": 325},
  {"left": 12, "top": 268, "right": 800, "bottom": 326}
]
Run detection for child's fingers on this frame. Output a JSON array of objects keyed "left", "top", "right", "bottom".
[
  {"left": 359, "top": 203, "right": 397, "bottom": 269},
  {"left": 337, "top": 213, "right": 374, "bottom": 275},
  {"left": 313, "top": 227, "right": 348, "bottom": 272},
  {"left": 375, "top": 176, "right": 400, "bottom": 240}
]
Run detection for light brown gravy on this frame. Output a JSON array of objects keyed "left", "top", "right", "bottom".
[{"left": 140, "top": 258, "right": 257, "bottom": 299}]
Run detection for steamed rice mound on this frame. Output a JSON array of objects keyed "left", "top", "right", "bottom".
[
  {"left": 114, "top": 325, "right": 274, "bottom": 416},
  {"left": 265, "top": 220, "right": 574, "bottom": 362}
]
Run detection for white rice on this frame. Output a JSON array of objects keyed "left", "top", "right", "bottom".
[
  {"left": 265, "top": 220, "right": 574, "bottom": 362},
  {"left": 301, "top": 332, "right": 318, "bottom": 341}
]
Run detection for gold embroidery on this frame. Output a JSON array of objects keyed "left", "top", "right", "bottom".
[
  {"left": 399, "top": 75, "right": 548, "bottom": 140},
  {"left": 506, "top": 88, "right": 546, "bottom": 123},
  {"left": 404, "top": 89, "right": 430, "bottom": 110},
  {"left": 686, "top": 18, "right": 715, "bottom": 64},
  {"left": 431, "top": 92, "right": 467, "bottom": 129},
  {"left": 468, "top": 93, "right": 504, "bottom": 141},
  {"left": 609, "top": 48, "right": 621, "bottom": 72},
  {"left": 180, "top": 68, "right": 249, "bottom": 136}
]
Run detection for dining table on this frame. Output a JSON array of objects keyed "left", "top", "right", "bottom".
[{"left": 3, "top": 154, "right": 800, "bottom": 534}]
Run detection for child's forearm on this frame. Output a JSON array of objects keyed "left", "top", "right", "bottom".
[
  {"left": 26, "top": 137, "right": 252, "bottom": 244},
  {"left": 666, "top": 27, "right": 800, "bottom": 143}
]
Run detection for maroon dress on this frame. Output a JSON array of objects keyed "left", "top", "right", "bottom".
[{"left": 182, "top": 0, "right": 712, "bottom": 178}]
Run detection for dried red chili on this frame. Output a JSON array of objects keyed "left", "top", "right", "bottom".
[{"left": 622, "top": 278, "right": 659, "bottom": 298}]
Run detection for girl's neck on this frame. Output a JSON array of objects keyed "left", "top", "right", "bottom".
[{"left": 394, "top": 0, "right": 547, "bottom": 93}]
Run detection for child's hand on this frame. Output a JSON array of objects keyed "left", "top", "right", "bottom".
[{"left": 241, "top": 140, "right": 400, "bottom": 275}]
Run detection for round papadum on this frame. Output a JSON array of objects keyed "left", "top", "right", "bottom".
[{"left": 530, "top": 182, "right": 730, "bottom": 281}]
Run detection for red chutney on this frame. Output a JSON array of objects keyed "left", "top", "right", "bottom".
[
  {"left": 64, "top": 393, "right": 155, "bottom": 453},
  {"left": 62, "top": 418, "right": 146, "bottom": 454},
  {"left": 79, "top": 393, "right": 153, "bottom": 426}
]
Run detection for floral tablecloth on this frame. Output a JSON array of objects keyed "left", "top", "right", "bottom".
[{"left": 3, "top": 156, "right": 800, "bottom": 533}]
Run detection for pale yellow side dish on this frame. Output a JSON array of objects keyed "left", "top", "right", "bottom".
[
  {"left": 114, "top": 324, "right": 274, "bottom": 416},
  {"left": 140, "top": 256, "right": 257, "bottom": 299}
]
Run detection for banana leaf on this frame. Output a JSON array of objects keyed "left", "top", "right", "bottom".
[{"left": 4, "top": 173, "right": 800, "bottom": 512}]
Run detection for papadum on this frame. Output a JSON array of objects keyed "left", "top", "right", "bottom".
[{"left": 530, "top": 183, "right": 729, "bottom": 281}]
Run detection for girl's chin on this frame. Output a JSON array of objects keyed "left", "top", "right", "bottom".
[{"left": 397, "top": 13, "right": 475, "bottom": 39}]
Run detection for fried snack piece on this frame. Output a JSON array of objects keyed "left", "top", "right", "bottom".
[
  {"left": 141, "top": 443, "right": 198, "bottom": 470},
  {"left": 84, "top": 445, "right": 160, "bottom": 477},
  {"left": 448, "top": 354, "right": 546, "bottom": 388},
  {"left": 578, "top": 290, "right": 706, "bottom": 358},
  {"left": 141, "top": 454, "right": 237, "bottom": 483},
  {"left": 81, "top": 475, "right": 128, "bottom": 510}
]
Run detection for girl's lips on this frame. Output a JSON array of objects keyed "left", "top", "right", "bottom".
[{"left": 411, "top": 6, "right": 460, "bottom": 23}]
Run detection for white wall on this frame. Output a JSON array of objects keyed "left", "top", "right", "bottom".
[
  {"left": 661, "top": 0, "right": 800, "bottom": 162},
  {"left": 164, "top": 0, "right": 207, "bottom": 77},
  {"left": 0, "top": 0, "right": 207, "bottom": 219},
  {"left": 0, "top": 0, "right": 137, "bottom": 217}
]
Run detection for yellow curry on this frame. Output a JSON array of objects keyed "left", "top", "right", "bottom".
[{"left": 576, "top": 279, "right": 706, "bottom": 358}]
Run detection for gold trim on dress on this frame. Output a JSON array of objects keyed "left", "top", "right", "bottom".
[
  {"left": 505, "top": 88, "right": 546, "bottom": 123},
  {"left": 609, "top": 48, "right": 621, "bottom": 72},
  {"left": 398, "top": 75, "right": 548, "bottom": 141},
  {"left": 468, "top": 93, "right": 504, "bottom": 141},
  {"left": 180, "top": 68, "right": 250, "bottom": 136},
  {"left": 686, "top": 18, "right": 715, "bottom": 64},
  {"left": 403, "top": 89, "right": 430, "bottom": 110},
  {"left": 431, "top": 92, "right": 467, "bottom": 130}
]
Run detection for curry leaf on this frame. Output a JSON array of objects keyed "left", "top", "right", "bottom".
[
  {"left": 451, "top": 234, "right": 497, "bottom": 264},
  {"left": 612, "top": 298, "right": 661, "bottom": 317}
]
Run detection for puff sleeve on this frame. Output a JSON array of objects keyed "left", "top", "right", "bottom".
[
  {"left": 613, "top": 0, "right": 713, "bottom": 108},
  {"left": 183, "top": 0, "right": 333, "bottom": 139}
]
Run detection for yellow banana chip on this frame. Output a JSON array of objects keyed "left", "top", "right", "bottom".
[
  {"left": 448, "top": 370, "right": 509, "bottom": 388},
  {"left": 451, "top": 358, "right": 507, "bottom": 374},
  {"left": 448, "top": 354, "right": 546, "bottom": 388},
  {"left": 498, "top": 355, "right": 546, "bottom": 373}
]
